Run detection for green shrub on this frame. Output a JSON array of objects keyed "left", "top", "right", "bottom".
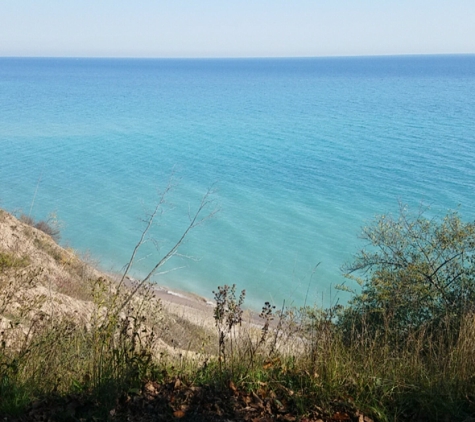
[{"left": 339, "top": 206, "right": 475, "bottom": 342}]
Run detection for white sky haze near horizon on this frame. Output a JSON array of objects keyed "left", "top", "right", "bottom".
[{"left": 1, "top": 0, "right": 474, "bottom": 58}]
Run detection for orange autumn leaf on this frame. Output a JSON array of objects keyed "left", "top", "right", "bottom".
[
  {"left": 173, "top": 410, "right": 185, "bottom": 418},
  {"left": 263, "top": 362, "right": 273, "bottom": 370}
]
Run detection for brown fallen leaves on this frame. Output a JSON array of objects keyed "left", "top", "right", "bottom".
[
  {"left": 11, "top": 379, "right": 374, "bottom": 422},
  {"left": 110, "top": 379, "right": 374, "bottom": 422}
]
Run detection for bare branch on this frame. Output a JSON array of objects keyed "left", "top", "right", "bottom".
[
  {"left": 118, "top": 181, "right": 175, "bottom": 289},
  {"left": 117, "top": 185, "right": 218, "bottom": 314}
]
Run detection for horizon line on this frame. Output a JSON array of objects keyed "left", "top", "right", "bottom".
[{"left": 1, "top": 52, "right": 474, "bottom": 61}]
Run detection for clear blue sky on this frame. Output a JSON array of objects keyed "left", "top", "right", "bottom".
[{"left": 1, "top": 0, "right": 474, "bottom": 58}]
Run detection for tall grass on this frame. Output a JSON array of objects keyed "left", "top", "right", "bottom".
[
  {"left": 0, "top": 263, "right": 163, "bottom": 417},
  {"left": 199, "top": 302, "right": 475, "bottom": 421},
  {"left": 1, "top": 273, "right": 475, "bottom": 419}
]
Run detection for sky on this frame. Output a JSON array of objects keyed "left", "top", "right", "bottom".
[{"left": 1, "top": 0, "right": 474, "bottom": 58}]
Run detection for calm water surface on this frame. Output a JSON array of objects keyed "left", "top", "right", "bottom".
[{"left": 1, "top": 55, "right": 474, "bottom": 309}]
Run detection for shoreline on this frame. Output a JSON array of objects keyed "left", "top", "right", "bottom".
[
  {"left": 152, "top": 283, "right": 265, "bottom": 330},
  {"left": 122, "top": 276, "right": 264, "bottom": 331},
  {"left": 122, "top": 276, "right": 262, "bottom": 330},
  {"left": 123, "top": 275, "right": 215, "bottom": 310}
]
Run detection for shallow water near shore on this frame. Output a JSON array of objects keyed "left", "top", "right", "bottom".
[{"left": 1, "top": 56, "right": 474, "bottom": 309}]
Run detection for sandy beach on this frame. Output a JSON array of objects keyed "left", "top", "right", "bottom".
[
  {"left": 153, "top": 283, "right": 264, "bottom": 332},
  {"left": 153, "top": 284, "right": 217, "bottom": 331}
]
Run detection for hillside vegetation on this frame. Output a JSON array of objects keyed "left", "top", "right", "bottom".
[{"left": 1, "top": 207, "right": 475, "bottom": 421}]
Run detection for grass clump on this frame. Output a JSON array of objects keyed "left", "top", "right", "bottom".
[
  {"left": 0, "top": 273, "right": 163, "bottom": 419},
  {"left": 0, "top": 252, "right": 29, "bottom": 270},
  {"left": 19, "top": 213, "right": 61, "bottom": 243}
]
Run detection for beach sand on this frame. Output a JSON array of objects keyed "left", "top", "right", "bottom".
[
  {"left": 153, "top": 285, "right": 217, "bottom": 331},
  {"left": 154, "top": 284, "right": 263, "bottom": 331}
]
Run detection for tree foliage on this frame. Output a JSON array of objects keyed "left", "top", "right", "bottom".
[{"left": 339, "top": 206, "right": 475, "bottom": 339}]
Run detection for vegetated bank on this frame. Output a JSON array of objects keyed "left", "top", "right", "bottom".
[{"left": 1, "top": 206, "right": 475, "bottom": 421}]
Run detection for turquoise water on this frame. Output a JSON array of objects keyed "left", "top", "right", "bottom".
[{"left": 1, "top": 56, "right": 474, "bottom": 309}]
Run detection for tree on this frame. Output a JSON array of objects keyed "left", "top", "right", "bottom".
[{"left": 339, "top": 205, "right": 475, "bottom": 339}]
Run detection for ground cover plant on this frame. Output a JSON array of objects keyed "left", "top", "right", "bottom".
[{"left": 1, "top": 204, "right": 475, "bottom": 421}]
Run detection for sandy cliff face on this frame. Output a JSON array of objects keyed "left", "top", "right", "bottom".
[
  {"left": 0, "top": 210, "right": 103, "bottom": 285},
  {"left": 0, "top": 209, "right": 99, "bottom": 321},
  {"left": 0, "top": 209, "right": 217, "bottom": 354}
]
